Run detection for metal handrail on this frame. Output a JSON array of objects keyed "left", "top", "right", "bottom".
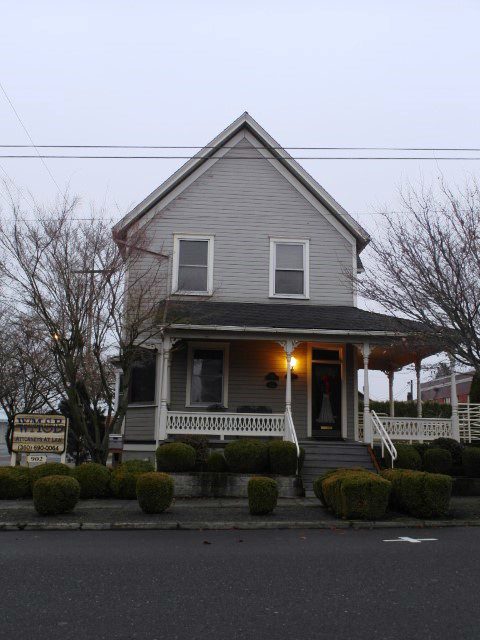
[
  {"left": 371, "top": 410, "right": 397, "bottom": 467},
  {"left": 285, "top": 406, "right": 300, "bottom": 459}
]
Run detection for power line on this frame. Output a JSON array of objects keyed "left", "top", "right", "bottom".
[
  {"left": 0, "top": 80, "right": 62, "bottom": 194},
  {"left": 1, "top": 144, "right": 480, "bottom": 151},
  {"left": 1, "top": 155, "right": 480, "bottom": 160}
]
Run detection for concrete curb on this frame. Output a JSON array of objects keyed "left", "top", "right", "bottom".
[{"left": 1, "top": 519, "right": 480, "bottom": 531}]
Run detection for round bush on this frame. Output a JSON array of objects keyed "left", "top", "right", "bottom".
[
  {"left": 156, "top": 443, "right": 196, "bottom": 472},
  {"left": 175, "top": 436, "right": 209, "bottom": 467},
  {"left": 0, "top": 467, "right": 31, "bottom": 499},
  {"left": 248, "top": 476, "right": 278, "bottom": 515},
  {"left": 423, "top": 447, "right": 452, "bottom": 475},
  {"left": 136, "top": 472, "right": 174, "bottom": 514},
  {"left": 431, "top": 438, "right": 464, "bottom": 466},
  {"left": 33, "top": 475, "right": 80, "bottom": 515},
  {"left": 110, "top": 469, "right": 141, "bottom": 499},
  {"left": 30, "top": 463, "right": 71, "bottom": 486},
  {"left": 462, "top": 447, "right": 480, "bottom": 477},
  {"left": 74, "top": 463, "right": 111, "bottom": 499},
  {"left": 393, "top": 444, "right": 422, "bottom": 470},
  {"left": 224, "top": 440, "right": 269, "bottom": 474},
  {"left": 206, "top": 451, "right": 228, "bottom": 472},
  {"left": 120, "top": 459, "right": 154, "bottom": 473},
  {"left": 268, "top": 440, "right": 298, "bottom": 475}
]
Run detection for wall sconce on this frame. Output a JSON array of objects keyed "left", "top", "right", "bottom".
[{"left": 265, "top": 372, "right": 279, "bottom": 389}]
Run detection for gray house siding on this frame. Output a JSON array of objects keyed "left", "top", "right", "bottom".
[
  {"left": 124, "top": 406, "right": 156, "bottom": 442},
  {"left": 129, "top": 138, "right": 355, "bottom": 307}
]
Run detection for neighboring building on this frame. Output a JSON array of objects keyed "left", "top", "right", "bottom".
[
  {"left": 421, "top": 371, "right": 474, "bottom": 404},
  {"left": 112, "top": 113, "right": 454, "bottom": 487}
]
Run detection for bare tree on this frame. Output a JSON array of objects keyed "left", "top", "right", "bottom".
[
  {"left": 0, "top": 193, "right": 170, "bottom": 463},
  {"left": 0, "top": 309, "right": 58, "bottom": 450},
  {"left": 359, "top": 180, "right": 480, "bottom": 373}
]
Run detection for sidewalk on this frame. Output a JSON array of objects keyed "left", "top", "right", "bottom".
[{"left": 1, "top": 496, "right": 480, "bottom": 530}]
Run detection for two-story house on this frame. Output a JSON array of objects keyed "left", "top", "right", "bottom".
[{"left": 112, "top": 113, "right": 459, "bottom": 487}]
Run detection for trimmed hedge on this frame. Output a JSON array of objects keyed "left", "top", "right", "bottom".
[
  {"left": 224, "top": 440, "right": 269, "bottom": 474},
  {"left": 431, "top": 438, "right": 464, "bottom": 467},
  {"left": 393, "top": 445, "right": 422, "bottom": 470},
  {"left": 462, "top": 447, "right": 480, "bottom": 477},
  {"left": 156, "top": 443, "right": 196, "bottom": 472},
  {"left": 267, "top": 441, "right": 298, "bottom": 475},
  {"left": 175, "top": 435, "right": 209, "bottom": 467},
  {"left": 206, "top": 452, "right": 228, "bottom": 472},
  {"left": 423, "top": 448, "right": 452, "bottom": 475},
  {"left": 0, "top": 466, "right": 31, "bottom": 499},
  {"left": 30, "top": 463, "right": 71, "bottom": 486},
  {"left": 120, "top": 459, "right": 154, "bottom": 473},
  {"left": 33, "top": 475, "right": 80, "bottom": 515},
  {"left": 248, "top": 476, "right": 278, "bottom": 515},
  {"left": 381, "top": 469, "right": 452, "bottom": 518},
  {"left": 321, "top": 469, "right": 391, "bottom": 520},
  {"left": 73, "top": 463, "right": 111, "bottom": 499},
  {"left": 136, "top": 472, "right": 174, "bottom": 514}
]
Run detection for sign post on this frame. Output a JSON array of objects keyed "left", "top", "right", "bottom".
[{"left": 10, "top": 414, "right": 69, "bottom": 467}]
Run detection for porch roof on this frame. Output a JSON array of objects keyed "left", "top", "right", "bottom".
[{"left": 164, "top": 300, "right": 423, "bottom": 336}]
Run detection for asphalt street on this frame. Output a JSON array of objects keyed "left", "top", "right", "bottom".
[{"left": 1, "top": 528, "right": 479, "bottom": 640}]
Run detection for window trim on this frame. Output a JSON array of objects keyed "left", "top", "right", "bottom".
[
  {"left": 186, "top": 342, "right": 229, "bottom": 408},
  {"left": 172, "top": 234, "right": 214, "bottom": 296},
  {"left": 269, "top": 238, "right": 310, "bottom": 299}
]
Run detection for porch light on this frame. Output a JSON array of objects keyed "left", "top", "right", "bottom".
[{"left": 290, "top": 356, "right": 298, "bottom": 370}]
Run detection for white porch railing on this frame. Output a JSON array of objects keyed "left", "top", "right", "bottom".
[
  {"left": 378, "top": 416, "right": 453, "bottom": 441},
  {"left": 166, "top": 411, "right": 286, "bottom": 437},
  {"left": 459, "top": 403, "right": 480, "bottom": 442},
  {"left": 371, "top": 411, "right": 397, "bottom": 466}
]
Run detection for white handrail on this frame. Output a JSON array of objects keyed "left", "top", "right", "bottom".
[
  {"left": 371, "top": 410, "right": 397, "bottom": 467},
  {"left": 285, "top": 406, "right": 300, "bottom": 459}
]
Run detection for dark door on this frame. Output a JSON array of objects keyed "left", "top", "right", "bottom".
[{"left": 311, "top": 362, "right": 342, "bottom": 439}]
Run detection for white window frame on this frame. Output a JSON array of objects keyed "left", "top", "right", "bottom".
[
  {"left": 186, "top": 342, "right": 229, "bottom": 408},
  {"left": 269, "top": 238, "right": 310, "bottom": 299},
  {"left": 172, "top": 234, "right": 214, "bottom": 296}
]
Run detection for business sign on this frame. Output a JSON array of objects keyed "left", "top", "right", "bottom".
[
  {"left": 11, "top": 414, "right": 68, "bottom": 454},
  {"left": 26, "top": 453, "right": 47, "bottom": 466}
]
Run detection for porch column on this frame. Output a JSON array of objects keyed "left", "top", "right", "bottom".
[
  {"left": 450, "top": 354, "right": 460, "bottom": 441},
  {"left": 154, "top": 344, "right": 165, "bottom": 446},
  {"left": 415, "top": 358, "right": 422, "bottom": 418},
  {"left": 157, "top": 336, "right": 171, "bottom": 444},
  {"left": 362, "top": 342, "right": 372, "bottom": 445},
  {"left": 284, "top": 339, "right": 294, "bottom": 411},
  {"left": 387, "top": 370, "right": 395, "bottom": 417}
]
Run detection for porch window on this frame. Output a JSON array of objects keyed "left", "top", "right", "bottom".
[
  {"left": 187, "top": 343, "right": 229, "bottom": 407},
  {"left": 269, "top": 238, "right": 309, "bottom": 298},
  {"left": 172, "top": 234, "right": 214, "bottom": 295}
]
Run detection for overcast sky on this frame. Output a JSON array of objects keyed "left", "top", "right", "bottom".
[{"left": 1, "top": 0, "right": 479, "bottom": 400}]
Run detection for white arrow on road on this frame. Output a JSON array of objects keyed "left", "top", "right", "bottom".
[{"left": 383, "top": 536, "right": 438, "bottom": 544}]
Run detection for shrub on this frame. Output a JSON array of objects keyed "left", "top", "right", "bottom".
[
  {"left": 248, "top": 476, "right": 278, "bottom": 515},
  {"left": 321, "top": 469, "right": 391, "bottom": 520},
  {"left": 0, "top": 467, "right": 31, "bottom": 499},
  {"left": 136, "top": 472, "right": 174, "bottom": 514},
  {"left": 268, "top": 440, "right": 298, "bottom": 475},
  {"left": 110, "top": 469, "right": 140, "bottom": 499},
  {"left": 312, "top": 469, "right": 343, "bottom": 505},
  {"left": 156, "top": 443, "right": 196, "bottom": 472},
  {"left": 30, "top": 463, "right": 71, "bottom": 486},
  {"left": 206, "top": 451, "right": 228, "bottom": 472},
  {"left": 462, "top": 447, "right": 480, "bottom": 477},
  {"left": 430, "top": 438, "right": 464, "bottom": 466},
  {"left": 224, "top": 440, "right": 269, "bottom": 473},
  {"left": 381, "top": 469, "right": 452, "bottom": 518},
  {"left": 393, "top": 444, "right": 422, "bottom": 470},
  {"left": 120, "top": 459, "right": 154, "bottom": 473},
  {"left": 423, "top": 448, "right": 452, "bottom": 475},
  {"left": 73, "top": 463, "right": 111, "bottom": 499},
  {"left": 175, "top": 436, "right": 210, "bottom": 467},
  {"left": 412, "top": 443, "right": 430, "bottom": 461},
  {"left": 33, "top": 475, "right": 80, "bottom": 515}
]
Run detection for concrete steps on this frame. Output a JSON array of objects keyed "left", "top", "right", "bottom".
[{"left": 299, "top": 440, "right": 377, "bottom": 496}]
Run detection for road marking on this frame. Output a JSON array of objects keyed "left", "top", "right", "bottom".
[{"left": 383, "top": 536, "right": 438, "bottom": 544}]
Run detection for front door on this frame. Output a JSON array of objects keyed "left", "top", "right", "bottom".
[{"left": 311, "top": 361, "right": 342, "bottom": 439}]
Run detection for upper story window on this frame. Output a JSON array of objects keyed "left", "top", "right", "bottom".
[
  {"left": 172, "top": 234, "right": 214, "bottom": 295},
  {"left": 269, "top": 238, "right": 309, "bottom": 299}
]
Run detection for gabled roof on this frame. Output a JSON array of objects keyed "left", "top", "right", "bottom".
[{"left": 112, "top": 112, "right": 370, "bottom": 249}]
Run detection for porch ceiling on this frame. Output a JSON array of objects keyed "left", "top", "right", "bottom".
[{"left": 359, "top": 340, "right": 440, "bottom": 372}]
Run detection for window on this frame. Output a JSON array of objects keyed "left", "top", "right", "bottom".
[
  {"left": 128, "top": 348, "right": 156, "bottom": 403},
  {"left": 187, "top": 343, "right": 229, "bottom": 407},
  {"left": 270, "top": 239, "right": 309, "bottom": 298},
  {"left": 172, "top": 234, "right": 214, "bottom": 295}
]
